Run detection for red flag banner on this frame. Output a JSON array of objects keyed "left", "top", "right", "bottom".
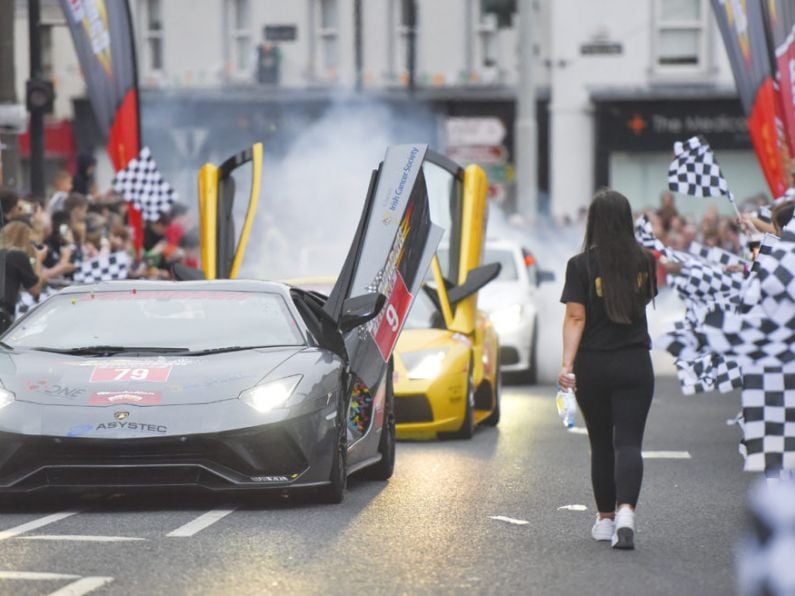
[
  {"left": 58, "top": 0, "right": 144, "bottom": 249},
  {"left": 763, "top": 0, "right": 795, "bottom": 158},
  {"left": 712, "top": 0, "right": 792, "bottom": 197}
]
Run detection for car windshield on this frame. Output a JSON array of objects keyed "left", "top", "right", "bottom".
[
  {"left": 483, "top": 249, "right": 518, "bottom": 281},
  {"left": 404, "top": 290, "right": 440, "bottom": 330},
  {"left": 4, "top": 290, "right": 305, "bottom": 352},
  {"left": 436, "top": 248, "right": 518, "bottom": 282}
]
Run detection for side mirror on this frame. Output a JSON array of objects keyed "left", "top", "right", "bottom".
[
  {"left": 537, "top": 269, "right": 556, "bottom": 286},
  {"left": 340, "top": 293, "right": 387, "bottom": 333},
  {"left": 446, "top": 262, "right": 501, "bottom": 305}
]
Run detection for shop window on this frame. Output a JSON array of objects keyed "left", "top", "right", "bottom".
[
  {"left": 318, "top": 0, "right": 338, "bottom": 74},
  {"left": 140, "top": 0, "right": 164, "bottom": 73},
  {"left": 227, "top": 0, "right": 252, "bottom": 74},
  {"left": 653, "top": 0, "right": 709, "bottom": 72}
]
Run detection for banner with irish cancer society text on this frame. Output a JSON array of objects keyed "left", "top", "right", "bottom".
[
  {"left": 712, "top": 0, "right": 791, "bottom": 197},
  {"left": 58, "top": 0, "right": 140, "bottom": 171}
]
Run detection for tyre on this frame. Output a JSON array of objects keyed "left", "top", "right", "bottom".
[
  {"left": 318, "top": 395, "right": 349, "bottom": 504},
  {"left": 524, "top": 318, "right": 539, "bottom": 386},
  {"left": 361, "top": 359, "right": 396, "bottom": 481},
  {"left": 439, "top": 359, "right": 475, "bottom": 440},
  {"left": 482, "top": 353, "right": 501, "bottom": 427}
]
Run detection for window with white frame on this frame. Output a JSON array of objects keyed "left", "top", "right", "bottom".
[
  {"left": 227, "top": 0, "right": 252, "bottom": 74},
  {"left": 318, "top": 0, "right": 338, "bottom": 73},
  {"left": 653, "top": 0, "right": 709, "bottom": 70},
  {"left": 140, "top": 0, "right": 164, "bottom": 73}
]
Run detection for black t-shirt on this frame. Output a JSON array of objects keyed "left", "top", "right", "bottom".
[
  {"left": 560, "top": 249, "right": 657, "bottom": 352},
  {"left": 1, "top": 250, "right": 39, "bottom": 313}
]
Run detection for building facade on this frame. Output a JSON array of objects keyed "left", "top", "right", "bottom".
[{"left": 10, "top": 0, "right": 766, "bottom": 217}]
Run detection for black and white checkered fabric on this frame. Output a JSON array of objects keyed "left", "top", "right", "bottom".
[
  {"left": 668, "top": 136, "right": 731, "bottom": 199},
  {"left": 15, "top": 285, "right": 57, "bottom": 317},
  {"left": 758, "top": 206, "right": 773, "bottom": 224},
  {"left": 688, "top": 241, "right": 746, "bottom": 268},
  {"left": 740, "top": 366, "right": 795, "bottom": 472},
  {"left": 72, "top": 252, "right": 130, "bottom": 284},
  {"left": 112, "top": 147, "right": 177, "bottom": 222}
]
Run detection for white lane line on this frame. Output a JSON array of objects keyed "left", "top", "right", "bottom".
[
  {"left": 166, "top": 506, "right": 237, "bottom": 537},
  {"left": 20, "top": 535, "right": 145, "bottom": 542},
  {"left": 0, "top": 571, "right": 80, "bottom": 580},
  {"left": 49, "top": 576, "right": 114, "bottom": 596},
  {"left": 489, "top": 515, "right": 529, "bottom": 525},
  {"left": 642, "top": 451, "right": 692, "bottom": 459},
  {"left": 567, "top": 427, "right": 588, "bottom": 435},
  {"left": 0, "top": 511, "right": 79, "bottom": 541}
]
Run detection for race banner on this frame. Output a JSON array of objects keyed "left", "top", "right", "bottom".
[
  {"left": 712, "top": 0, "right": 791, "bottom": 197},
  {"left": 763, "top": 0, "right": 795, "bottom": 155},
  {"left": 58, "top": 0, "right": 144, "bottom": 249}
]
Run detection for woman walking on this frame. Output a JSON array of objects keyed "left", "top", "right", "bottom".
[{"left": 559, "top": 189, "right": 657, "bottom": 550}]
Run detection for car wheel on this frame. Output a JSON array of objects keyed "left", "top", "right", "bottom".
[
  {"left": 318, "top": 395, "right": 348, "bottom": 504},
  {"left": 361, "top": 359, "right": 396, "bottom": 481},
  {"left": 482, "top": 353, "right": 501, "bottom": 427},
  {"left": 439, "top": 359, "right": 475, "bottom": 440},
  {"left": 524, "top": 318, "right": 539, "bottom": 386}
]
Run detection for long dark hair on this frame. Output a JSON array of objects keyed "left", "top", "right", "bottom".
[{"left": 583, "top": 189, "right": 654, "bottom": 324}]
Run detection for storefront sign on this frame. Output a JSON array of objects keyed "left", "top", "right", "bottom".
[{"left": 595, "top": 98, "right": 751, "bottom": 152}]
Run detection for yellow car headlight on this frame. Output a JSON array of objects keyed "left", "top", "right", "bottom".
[
  {"left": 239, "top": 375, "right": 302, "bottom": 413},
  {"left": 0, "top": 387, "right": 14, "bottom": 410},
  {"left": 402, "top": 349, "right": 449, "bottom": 380}
]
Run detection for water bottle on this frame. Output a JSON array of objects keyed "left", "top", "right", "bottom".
[{"left": 555, "top": 375, "right": 577, "bottom": 428}]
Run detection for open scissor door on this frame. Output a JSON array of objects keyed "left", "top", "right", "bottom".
[{"left": 197, "top": 142, "right": 263, "bottom": 279}]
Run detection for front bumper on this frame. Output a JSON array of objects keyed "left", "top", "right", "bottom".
[
  {"left": 494, "top": 317, "right": 534, "bottom": 373},
  {"left": 394, "top": 370, "right": 468, "bottom": 438},
  {"left": 0, "top": 409, "right": 338, "bottom": 494}
]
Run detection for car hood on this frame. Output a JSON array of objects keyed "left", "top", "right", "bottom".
[
  {"left": 0, "top": 347, "right": 302, "bottom": 407},
  {"left": 477, "top": 280, "right": 529, "bottom": 312}
]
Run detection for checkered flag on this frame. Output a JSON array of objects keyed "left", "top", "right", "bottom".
[
  {"left": 16, "top": 285, "right": 57, "bottom": 317},
  {"left": 112, "top": 147, "right": 177, "bottom": 222},
  {"left": 740, "top": 365, "right": 795, "bottom": 472},
  {"left": 633, "top": 214, "right": 685, "bottom": 262},
  {"left": 72, "top": 251, "right": 130, "bottom": 284},
  {"left": 668, "top": 136, "right": 732, "bottom": 200}
]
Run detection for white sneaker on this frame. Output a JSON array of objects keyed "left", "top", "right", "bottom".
[
  {"left": 612, "top": 506, "right": 635, "bottom": 550},
  {"left": 591, "top": 516, "right": 615, "bottom": 541}
]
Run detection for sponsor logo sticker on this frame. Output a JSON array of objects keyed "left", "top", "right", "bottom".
[{"left": 89, "top": 391, "right": 161, "bottom": 406}]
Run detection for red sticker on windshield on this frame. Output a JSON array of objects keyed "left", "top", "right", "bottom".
[{"left": 90, "top": 366, "right": 172, "bottom": 383}]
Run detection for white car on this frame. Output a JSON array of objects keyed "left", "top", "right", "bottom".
[{"left": 477, "top": 240, "right": 555, "bottom": 383}]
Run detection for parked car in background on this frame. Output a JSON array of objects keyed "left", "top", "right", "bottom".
[{"left": 477, "top": 240, "right": 555, "bottom": 384}]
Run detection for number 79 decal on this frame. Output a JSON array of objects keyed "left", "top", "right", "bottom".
[{"left": 90, "top": 366, "right": 173, "bottom": 383}]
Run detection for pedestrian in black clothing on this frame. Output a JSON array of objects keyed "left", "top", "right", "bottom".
[
  {"left": 559, "top": 189, "right": 657, "bottom": 550},
  {"left": 70, "top": 153, "right": 97, "bottom": 197}
]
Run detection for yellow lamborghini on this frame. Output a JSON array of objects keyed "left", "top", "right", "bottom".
[{"left": 394, "top": 153, "right": 501, "bottom": 440}]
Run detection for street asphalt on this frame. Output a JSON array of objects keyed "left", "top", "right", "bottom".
[{"left": 0, "top": 376, "right": 751, "bottom": 596}]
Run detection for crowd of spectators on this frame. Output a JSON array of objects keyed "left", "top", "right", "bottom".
[{"left": 0, "top": 155, "right": 200, "bottom": 330}]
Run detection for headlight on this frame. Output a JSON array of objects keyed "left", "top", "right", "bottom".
[
  {"left": 402, "top": 349, "right": 448, "bottom": 380},
  {"left": 239, "top": 375, "right": 302, "bottom": 413},
  {"left": 0, "top": 388, "right": 14, "bottom": 410},
  {"left": 489, "top": 304, "right": 524, "bottom": 334}
]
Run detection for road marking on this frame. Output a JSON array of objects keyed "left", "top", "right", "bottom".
[
  {"left": 489, "top": 515, "right": 529, "bottom": 525},
  {"left": 0, "top": 511, "right": 79, "bottom": 541},
  {"left": 49, "top": 576, "right": 114, "bottom": 596},
  {"left": 557, "top": 504, "right": 588, "bottom": 511},
  {"left": 642, "top": 451, "right": 692, "bottom": 459},
  {"left": 166, "top": 506, "right": 237, "bottom": 537},
  {"left": 20, "top": 535, "right": 145, "bottom": 542},
  {"left": 0, "top": 571, "right": 80, "bottom": 580},
  {"left": 567, "top": 427, "right": 588, "bottom": 435},
  {"left": 0, "top": 571, "right": 113, "bottom": 596}
]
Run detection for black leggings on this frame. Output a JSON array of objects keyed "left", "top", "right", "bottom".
[{"left": 573, "top": 348, "right": 654, "bottom": 513}]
